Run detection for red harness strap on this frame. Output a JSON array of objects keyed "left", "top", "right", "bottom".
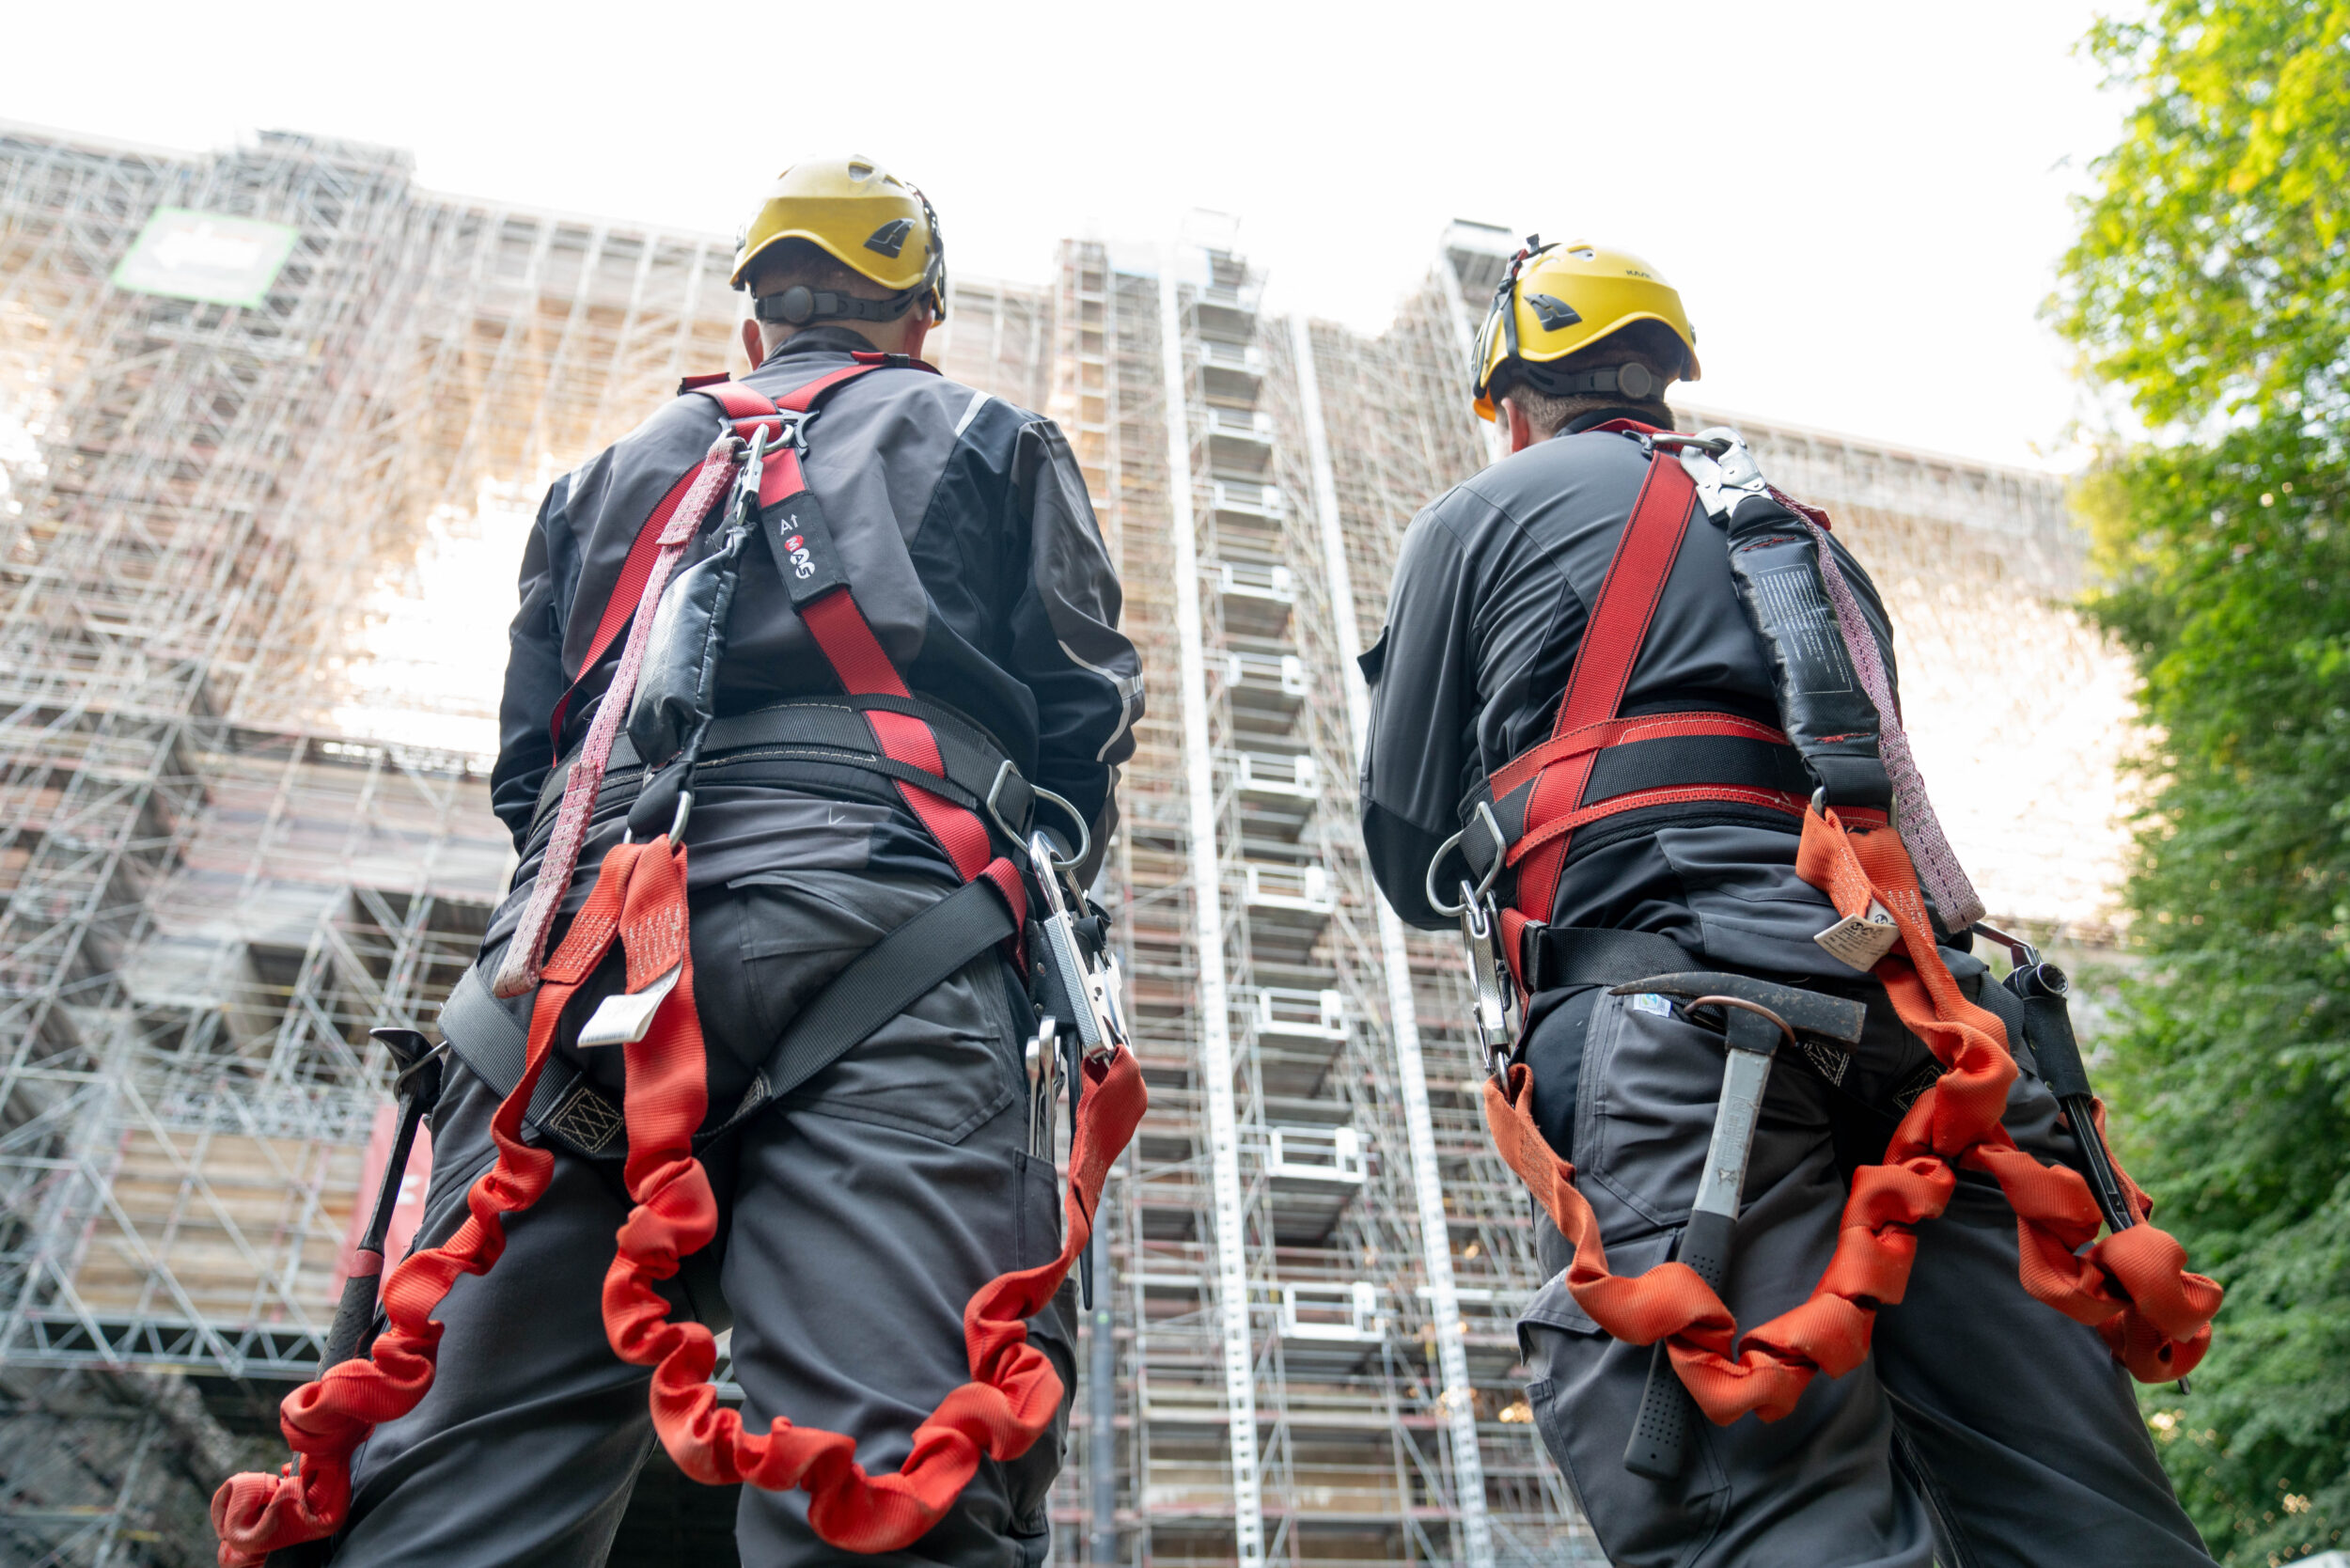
[
  {"left": 546, "top": 360, "right": 893, "bottom": 754},
  {"left": 215, "top": 358, "right": 1142, "bottom": 1564},
  {"left": 696, "top": 366, "right": 1031, "bottom": 928},
  {"left": 1494, "top": 425, "right": 1807, "bottom": 980},
  {"left": 1470, "top": 430, "right": 2221, "bottom": 1431}
]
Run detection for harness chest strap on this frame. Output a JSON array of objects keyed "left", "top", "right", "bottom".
[
  {"left": 215, "top": 359, "right": 1145, "bottom": 1563},
  {"left": 1469, "top": 426, "right": 2221, "bottom": 1429}
]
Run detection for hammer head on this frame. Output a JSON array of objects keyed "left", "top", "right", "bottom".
[
  {"left": 368, "top": 1027, "right": 434, "bottom": 1069},
  {"left": 1610, "top": 971, "right": 1865, "bottom": 1047},
  {"left": 368, "top": 1027, "right": 446, "bottom": 1106}
]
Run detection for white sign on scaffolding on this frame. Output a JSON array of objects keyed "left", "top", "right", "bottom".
[{"left": 112, "top": 206, "right": 300, "bottom": 308}]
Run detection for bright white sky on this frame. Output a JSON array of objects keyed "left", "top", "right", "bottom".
[{"left": 8, "top": 0, "right": 2125, "bottom": 472}]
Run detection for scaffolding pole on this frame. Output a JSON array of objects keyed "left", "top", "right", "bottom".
[
  {"left": 1291, "top": 313, "right": 1495, "bottom": 1568},
  {"left": 1158, "top": 249, "right": 1266, "bottom": 1566}
]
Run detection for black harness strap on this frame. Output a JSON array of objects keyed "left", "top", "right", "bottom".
[
  {"left": 437, "top": 875, "right": 1019, "bottom": 1159},
  {"left": 1517, "top": 926, "right": 1694, "bottom": 995},
  {"left": 529, "top": 695, "right": 1032, "bottom": 844},
  {"left": 1460, "top": 729, "right": 1811, "bottom": 886}
]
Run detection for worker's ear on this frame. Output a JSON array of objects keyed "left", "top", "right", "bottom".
[
  {"left": 1502, "top": 396, "right": 1537, "bottom": 454},
  {"left": 740, "top": 318, "right": 764, "bottom": 370},
  {"left": 899, "top": 299, "right": 936, "bottom": 361}
]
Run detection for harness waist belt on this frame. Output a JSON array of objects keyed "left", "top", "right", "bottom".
[
  {"left": 1517, "top": 925, "right": 1694, "bottom": 994},
  {"left": 526, "top": 694, "right": 1036, "bottom": 854}
]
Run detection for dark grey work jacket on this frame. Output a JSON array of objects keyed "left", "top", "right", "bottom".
[
  {"left": 1359, "top": 409, "right": 1900, "bottom": 981},
  {"left": 486, "top": 328, "right": 1142, "bottom": 934}
]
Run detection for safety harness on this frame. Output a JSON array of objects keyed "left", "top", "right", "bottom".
[
  {"left": 1432, "top": 429, "right": 1812, "bottom": 1046},
  {"left": 214, "top": 357, "right": 1147, "bottom": 1564},
  {"left": 1445, "top": 421, "right": 2222, "bottom": 1432}
]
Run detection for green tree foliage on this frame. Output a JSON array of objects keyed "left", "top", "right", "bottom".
[
  {"left": 2062, "top": 1, "right": 2350, "bottom": 429},
  {"left": 2059, "top": 4, "right": 2350, "bottom": 1561}
]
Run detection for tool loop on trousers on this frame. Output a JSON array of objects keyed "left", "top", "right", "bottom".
[{"left": 1683, "top": 995, "right": 1797, "bottom": 1054}]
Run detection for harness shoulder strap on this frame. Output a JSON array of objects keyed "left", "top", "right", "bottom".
[
  {"left": 546, "top": 354, "right": 936, "bottom": 753},
  {"left": 547, "top": 463, "right": 717, "bottom": 750},
  {"left": 695, "top": 363, "right": 1020, "bottom": 914},
  {"left": 1507, "top": 429, "right": 1699, "bottom": 933}
]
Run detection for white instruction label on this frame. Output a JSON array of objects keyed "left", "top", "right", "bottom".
[
  {"left": 1814, "top": 900, "right": 1900, "bottom": 968},
  {"left": 1629, "top": 992, "right": 1674, "bottom": 1018}
]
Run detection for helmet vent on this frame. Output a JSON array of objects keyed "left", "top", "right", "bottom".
[
  {"left": 847, "top": 159, "right": 877, "bottom": 181},
  {"left": 1527, "top": 292, "right": 1582, "bottom": 332}
]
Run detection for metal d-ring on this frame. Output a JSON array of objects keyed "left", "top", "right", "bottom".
[
  {"left": 1031, "top": 785, "right": 1090, "bottom": 871},
  {"left": 1424, "top": 800, "right": 1505, "bottom": 917},
  {"left": 1425, "top": 833, "right": 1470, "bottom": 917},
  {"left": 1684, "top": 994, "right": 1799, "bottom": 1054},
  {"left": 989, "top": 761, "right": 1090, "bottom": 872}
]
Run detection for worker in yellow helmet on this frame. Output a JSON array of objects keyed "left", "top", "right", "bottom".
[
  {"left": 1356, "top": 237, "right": 2220, "bottom": 1568},
  {"left": 221, "top": 157, "right": 1144, "bottom": 1568}
]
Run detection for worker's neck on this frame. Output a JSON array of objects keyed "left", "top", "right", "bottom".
[
  {"left": 740, "top": 305, "right": 933, "bottom": 372},
  {"left": 760, "top": 323, "right": 881, "bottom": 363}
]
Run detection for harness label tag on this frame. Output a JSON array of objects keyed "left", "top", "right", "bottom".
[
  {"left": 760, "top": 491, "right": 853, "bottom": 610},
  {"left": 1813, "top": 900, "right": 1899, "bottom": 969}
]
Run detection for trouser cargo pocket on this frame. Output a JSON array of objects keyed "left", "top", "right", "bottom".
[{"left": 1519, "top": 1232, "right": 1730, "bottom": 1568}]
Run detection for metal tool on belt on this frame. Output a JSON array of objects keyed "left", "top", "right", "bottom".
[
  {"left": 1974, "top": 923, "right": 2136, "bottom": 1234},
  {"left": 1024, "top": 827, "right": 1127, "bottom": 1309},
  {"left": 1973, "top": 923, "right": 2191, "bottom": 1395},
  {"left": 1610, "top": 971, "right": 1867, "bottom": 1482}
]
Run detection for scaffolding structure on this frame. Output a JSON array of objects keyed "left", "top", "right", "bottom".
[
  {"left": 0, "top": 121, "right": 735, "bottom": 1564},
  {"left": 0, "top": 127, "right": 2111, "bottom": 1567}
]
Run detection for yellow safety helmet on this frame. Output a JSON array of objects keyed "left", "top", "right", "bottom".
[
  {"left": 1469, "top": 239, "right": 1700, "bottom": 421},
  {"left": 730, "top": 155, "right": 947, "bottom": 327}
]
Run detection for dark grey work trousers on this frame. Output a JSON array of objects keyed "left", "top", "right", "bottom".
[
  {"left": 1516, "top": 965, "right": 2216, "bottom": 1568},
  {"left": 327, "top": 870, "right": 1073, "bottom": 1568}
]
